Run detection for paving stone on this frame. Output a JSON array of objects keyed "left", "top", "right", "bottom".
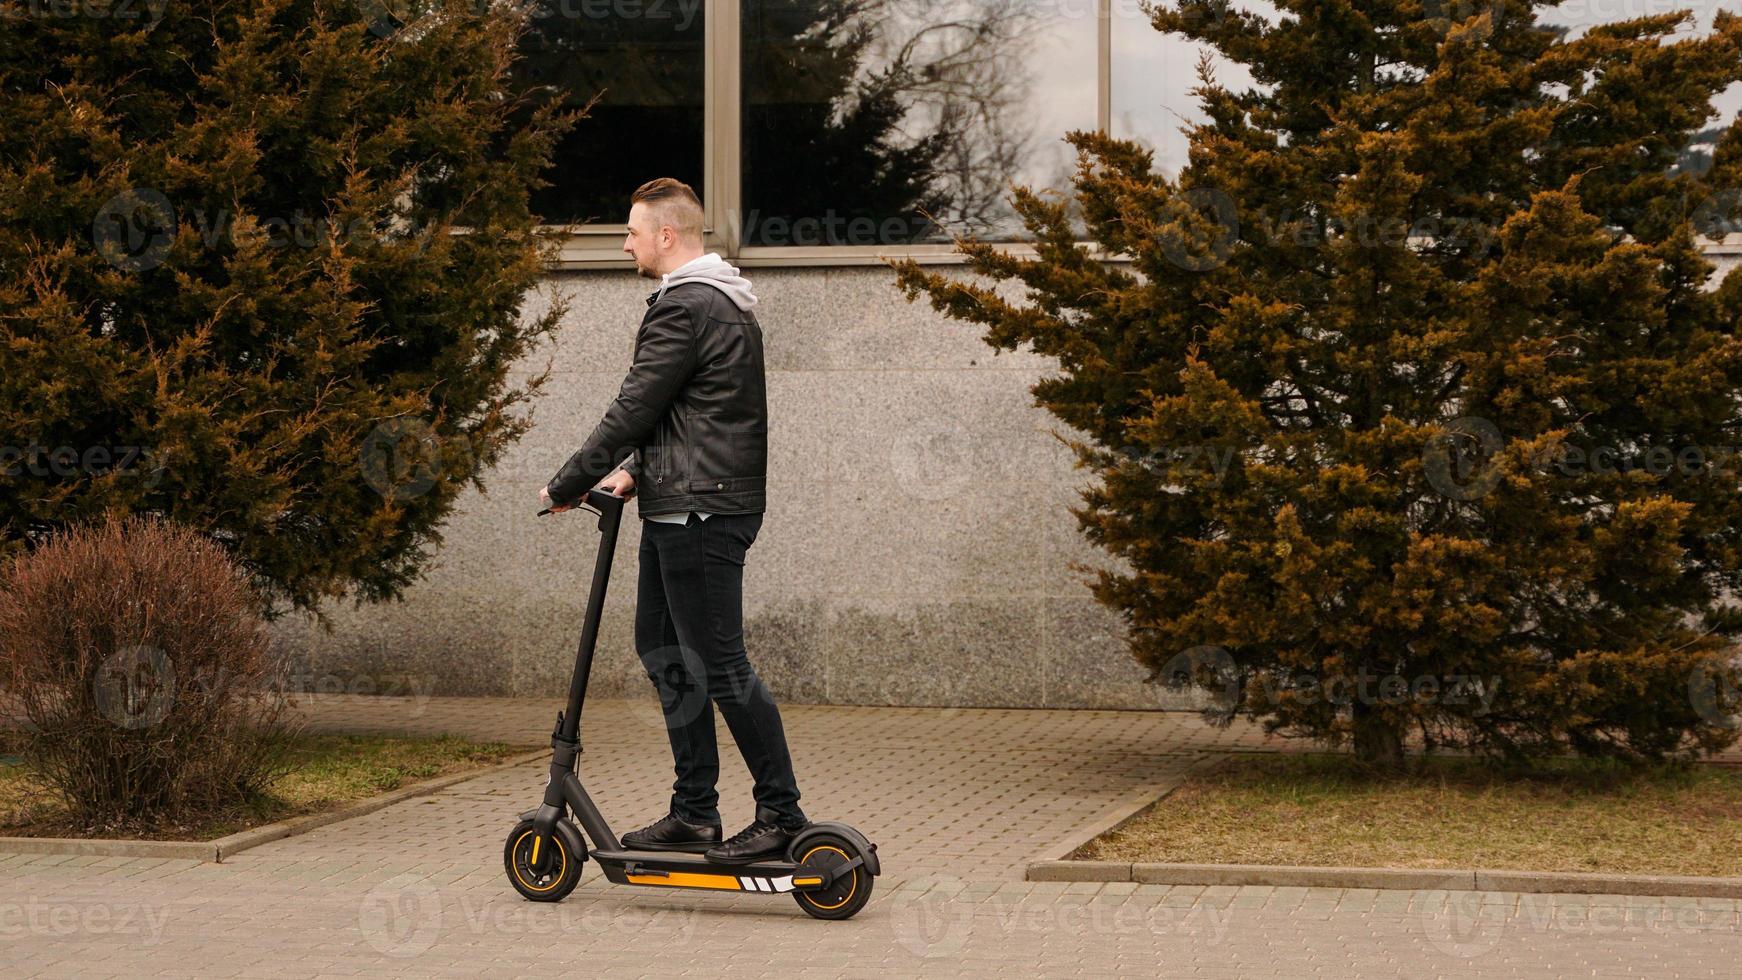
[{"left": 1, "top": 696, "right": 1737, "bottom": 977}]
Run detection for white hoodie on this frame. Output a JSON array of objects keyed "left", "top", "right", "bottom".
[{"left": 652, "top": 252, "right": 758, "bottom": 312}]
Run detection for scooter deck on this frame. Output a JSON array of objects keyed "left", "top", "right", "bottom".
[{"left": 591, "top": 848, "right": 825, "bottom": 893}]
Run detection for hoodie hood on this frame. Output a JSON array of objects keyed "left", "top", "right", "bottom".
[{"left": 652, "top": 252, "right": 758, "bottom": 312}]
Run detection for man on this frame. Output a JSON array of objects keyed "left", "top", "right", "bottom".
[{"left": 540, "top": 177, "right": 808, "bottom": 863}]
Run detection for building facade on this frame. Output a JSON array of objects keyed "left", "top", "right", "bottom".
[{"left": 270, "top": 1, "right": 1742, "bottom": 708}]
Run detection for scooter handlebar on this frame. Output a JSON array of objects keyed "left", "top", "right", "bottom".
[{"left": 538, "top": 485, "right": 628, "bottom": 516}]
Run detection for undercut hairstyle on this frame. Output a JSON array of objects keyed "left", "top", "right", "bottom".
[{"left": 630, "top": 178, "right": 704, "bottom": 244}]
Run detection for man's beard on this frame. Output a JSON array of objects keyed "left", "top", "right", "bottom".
[{"left": 634, "top": 257, "right": 657, "bottom": 279}]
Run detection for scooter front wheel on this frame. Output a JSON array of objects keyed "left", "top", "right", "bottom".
[
  {"left": 790, "top": 832, "right": 874, "bottom": 920},
  {"left": 504, "top": 819, "right": 583, "bottom": 902}
]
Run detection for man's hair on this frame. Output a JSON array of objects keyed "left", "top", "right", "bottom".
[{"left": 630, "top": 178, "right": 704, "bottom": 244}]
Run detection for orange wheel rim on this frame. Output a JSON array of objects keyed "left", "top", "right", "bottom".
[
  {"left": 798, "top": 844, "right": 855, "bottom": 910},
  {"left": 511, "top": 829, "right": 568, "bottom": 892}
]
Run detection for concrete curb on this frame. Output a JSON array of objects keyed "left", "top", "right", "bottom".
[
  {"left": 0, "top": 748, "right": 548, "bottom": 863},
  {"left": 1026, "top": 860, "right": 1742, "bottom": 898},
  {"left": 1029, "top": 751, "right": 1219, "bottom": 868},
  {"left": 1027, "top": 749, "right": 1742, "bottom": 897}
]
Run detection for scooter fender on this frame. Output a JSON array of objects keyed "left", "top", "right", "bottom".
[
  {"left": 788, "top": 821, "right": 880, "bottom": 877},
  {"left": 518, "top": 807, "right": 589, "bottom": 866}
]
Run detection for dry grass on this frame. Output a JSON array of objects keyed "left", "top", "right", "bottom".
[
  {"left": 1071, "top": 752, "right": 1742, "bottom": 877},
  {"left": 0, "top": 731, "right": 536, "bottom": 841}
]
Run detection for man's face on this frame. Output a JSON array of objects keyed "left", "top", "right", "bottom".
[{"left": 623, "top": 202, "right": 665, "bottom": 279}]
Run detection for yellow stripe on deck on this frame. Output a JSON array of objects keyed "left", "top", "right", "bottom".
[{"left": 626, "top": 872, "right": 743, "bottom": 890}]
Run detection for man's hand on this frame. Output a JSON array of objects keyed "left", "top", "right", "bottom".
[
  {"left": 541, "top": 467, "right": 634, "bottom": 515},
  {"left": 539, "top": 484, "right": 573, "bottom": 514},
  {"left": 598, "top": 467, "right": 636, "bottom": 498}
]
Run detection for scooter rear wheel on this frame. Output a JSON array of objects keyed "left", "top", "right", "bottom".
[
  {"left": 790, "top": 832, "right": 874, "bottom": 920},
  {"left": 504, "top": 819, "right": 583, "bottom": 902}
]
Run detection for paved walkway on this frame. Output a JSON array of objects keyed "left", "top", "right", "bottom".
[{"left": 2, "top": 696, "right": 1737, "bottom": 977}]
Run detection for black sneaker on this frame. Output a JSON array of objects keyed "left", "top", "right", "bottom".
[
  {"left": 704, "top": 818, "right": 804, "bottom": 864},
  {"left": 621, "top": 811, "right": 722, "bottom": 852}
]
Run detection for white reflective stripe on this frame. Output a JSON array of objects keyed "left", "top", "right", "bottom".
[{"left": 734, "top": 876, "right": 796, "bottom": 892}]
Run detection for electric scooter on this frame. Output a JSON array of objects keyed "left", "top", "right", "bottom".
[{"left": 504, "top": 486, "right": 880, "bottom": 920}]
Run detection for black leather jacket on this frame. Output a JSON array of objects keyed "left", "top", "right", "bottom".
[{"left": 546, "top": 281, "right": 768, "bottom": 517}]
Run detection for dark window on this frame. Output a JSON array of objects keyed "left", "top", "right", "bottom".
[
  {"left": 517, "top": 1, "right": 707, "bottom": 227},
  {"left": 741, "top": 0, "right": 1096, "bottom": 247}
]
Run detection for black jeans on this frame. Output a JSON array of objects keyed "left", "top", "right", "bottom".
[{"left": 634, "top": 511, "right": 806, "bottom": 830}]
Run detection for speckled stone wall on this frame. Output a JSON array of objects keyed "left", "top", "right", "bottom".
[
  {"left": 268, "top": 266, "right": 1157, "bottom": 709},
  {"left": 1709, "top": 250, "right": 1741, "bottom": 282}
]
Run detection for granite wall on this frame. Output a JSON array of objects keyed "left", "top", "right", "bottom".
[{"left": 269, "top": 265, "right": 1157, "bottom": 709}]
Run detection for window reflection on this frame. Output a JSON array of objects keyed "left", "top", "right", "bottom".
[
  {"left": 1111, "top": 0, "right": 1264, "bottom": 181},
  {"left": 741, "top": 0, "right": 1097, "bottom": 246},
  {"left": 516, "top": 1, "right": 707, "bottom": 227},
  {"left": 1539, "top": 2, "right": 1740, "bottom": 179},
  {"left": 1112, "top": 0, "right": 1737, "bottom": 182}
]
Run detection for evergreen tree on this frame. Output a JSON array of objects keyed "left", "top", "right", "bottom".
[
  {"left": 896, "top": 3, "right": 1742, "bottom": 765},
  {"left": 0, "top": 0, "right": 577, "bottom": 614}
]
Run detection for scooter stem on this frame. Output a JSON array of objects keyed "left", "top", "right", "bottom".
[{"left": 555, "top": 487, "right": 627, "bottom": 748}]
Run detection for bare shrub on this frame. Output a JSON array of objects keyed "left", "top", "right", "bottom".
[{"left": 0, "top": 513, "right": 303, "bottom": 833}]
